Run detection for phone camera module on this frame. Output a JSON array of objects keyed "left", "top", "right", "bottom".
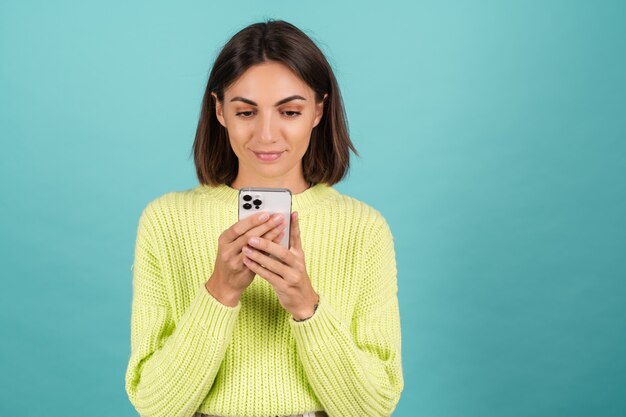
[
  {"left": 243, "top": 195, "right": 252, "bottom": 202},
  {"left": 253, "top": 199, "right": 262, "bottom": 206},
  {"left": 243, "top": 203, "right": 252, "bottom": 210}
]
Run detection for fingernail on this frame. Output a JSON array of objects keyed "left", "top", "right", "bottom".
[
  {"left": 259, "top": 213, "right": 269, "bottom": 221},
  {"left": 242, "top": 246, "right": 253, "bottom": 255},
  {"left": 249, "top": 237, "right": 259, "bottom": 246},
  {"left": 272, "top": 214, "right": 284, "bottom": 224}
]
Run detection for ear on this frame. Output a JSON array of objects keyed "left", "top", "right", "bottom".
[
  {"left": 312, "top": 93, "right": 328, "bottom": 128},
  {"left": 211, "top": 92, "right": 227, "bottom": 128}
]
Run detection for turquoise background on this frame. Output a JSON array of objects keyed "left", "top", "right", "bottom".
[{"left": 1, "top": 1, "right": 624, "bottom": 416}]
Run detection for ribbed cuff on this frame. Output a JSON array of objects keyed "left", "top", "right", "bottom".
[
  {"left": 289, "top": 294, "right": 347, "bottom": 350},
  {"left": 185, "top": 283, "right": 241, "bottom": 336}
]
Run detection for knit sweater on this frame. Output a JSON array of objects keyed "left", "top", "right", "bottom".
[{"left": 124, "top": 182, "right": 403, "bottom": 417}]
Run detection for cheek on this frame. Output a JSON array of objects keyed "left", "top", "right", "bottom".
[
  {"left": 224, "top": 119, "right": 252, "bottom": 141},
  {"left": 224, "top": 129, "right": 247, "bottom": 156},
  {"left": 282, "top": 117, "right": 315, "bottom": 138},
  {"left": 286, "top": 127, "right": 313, "bottom": 154}
]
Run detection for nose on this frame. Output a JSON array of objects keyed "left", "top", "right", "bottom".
[{"left": 257, "top": 111, "right": 277, "bottom": 143}]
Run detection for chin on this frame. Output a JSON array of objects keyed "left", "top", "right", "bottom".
[{"left": 254, "top": 165, "right": 297, "bottom": 178}]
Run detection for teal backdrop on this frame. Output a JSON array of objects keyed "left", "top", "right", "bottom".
[{"left": 1, "top": 1, "right": 624, "bottom": 416}]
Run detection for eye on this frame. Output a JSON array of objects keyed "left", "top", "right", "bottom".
[
  {"left": 235, "top": 111, "right": 255, "bottom": 118},
  {"left": 282, "top": 111, "right": 301, "bottom": 118}
]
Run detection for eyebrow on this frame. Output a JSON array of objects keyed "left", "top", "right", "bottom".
[{"left": 229, "top": 95, "right": 307, "bottom": 106}]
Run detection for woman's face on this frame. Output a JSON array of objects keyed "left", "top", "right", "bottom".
[{"left": 212, "top": 60, "right": 325, "bottom": 185}]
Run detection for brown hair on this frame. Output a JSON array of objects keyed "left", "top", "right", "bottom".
[{"left": 191, "top": 19, "right": 358, "bottom": 186}]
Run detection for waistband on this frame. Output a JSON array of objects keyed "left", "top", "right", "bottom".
[{"left": 194, "top": 411, "right": 328, "bottom": 417}]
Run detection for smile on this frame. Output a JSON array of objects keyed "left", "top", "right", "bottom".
[{"left": 253, "top": 151, "right": 284, "bottom": 162}]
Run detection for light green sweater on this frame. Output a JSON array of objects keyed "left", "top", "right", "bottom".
[{"left": 124, "top": 182, "right": 403, "bottom": 417}]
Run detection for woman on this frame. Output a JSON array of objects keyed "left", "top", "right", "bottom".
[{"left": 125, "top": 19, "right": 403, "bottom": 417}]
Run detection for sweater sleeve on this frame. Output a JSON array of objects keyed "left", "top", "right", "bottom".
[
  {"left": 124, "top": 202, "right": 241, "bottom": 417},
  {"left": 289, "top": 216, "right": 404, "bottom": 417}
]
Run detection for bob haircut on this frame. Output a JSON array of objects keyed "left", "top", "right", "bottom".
[{"left": 191, "top": 19, "right": 358, "bottom": 187}]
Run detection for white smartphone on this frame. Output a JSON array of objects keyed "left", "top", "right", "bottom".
[{"left": 238, "top": 187, "right": 292, "bottom": 249}]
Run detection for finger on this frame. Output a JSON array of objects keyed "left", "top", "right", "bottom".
[
  {"left": 272, "top": 230, "right": 285, "bottom": 244},
  {"left": 233, "top": 213, "right": 285, "bottom": 249},
  {"left": 247, "top": 236, "right": 294, "bottom": 265},
  {"left": 235, "top": 250, "right": 253, "bottom": 272},
  {"left": 262, "top": 220, "right": 287, "bottom": 243},
  {"left": 242, "top": 255, "right": 284, "bottom": 287},
  {"left": 242, "top": 245, "right": 289, "bottom": 277},
  {"left": 224, "top": 211, "right": 271, "bottom": 243},
  {"left": 290, "top": 211, "right": 302, "bottom": 251}
]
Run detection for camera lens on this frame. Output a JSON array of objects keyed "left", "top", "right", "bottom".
[
  {"left": 243, "top": 203, "right": 252, "bottom": 210},
  {"left": 253, "top": 199, "right": 262, "bottom": 206},
  {"left": 243, "top": 195, "right": 252, "bottom": 202}
]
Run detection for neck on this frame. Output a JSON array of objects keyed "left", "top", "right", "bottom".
[
  {"left": 230, "top": 175, "right": 312, "bottom": 195},
  {"left": 199, "top": 180, "right": 336, "bottom": 214}
]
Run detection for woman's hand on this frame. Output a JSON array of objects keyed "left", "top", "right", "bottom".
[
  {"left": 241, "top": 211, "right": 319, "bottom": 320},
  {"left": 205, "top": 211, "right": 287, "bottom": 307}
]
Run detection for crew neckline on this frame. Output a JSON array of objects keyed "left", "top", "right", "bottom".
[{"left": 194, "top": 182, "right": 339, "bottom": 214}]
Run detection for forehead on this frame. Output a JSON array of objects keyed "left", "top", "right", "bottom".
[{"left": 224, "top": 61, "right": 315, "bottom": 102}]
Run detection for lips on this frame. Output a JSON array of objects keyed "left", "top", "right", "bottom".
[{"left": 253, "top": 151, "right": 284, "bottom": 161}]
